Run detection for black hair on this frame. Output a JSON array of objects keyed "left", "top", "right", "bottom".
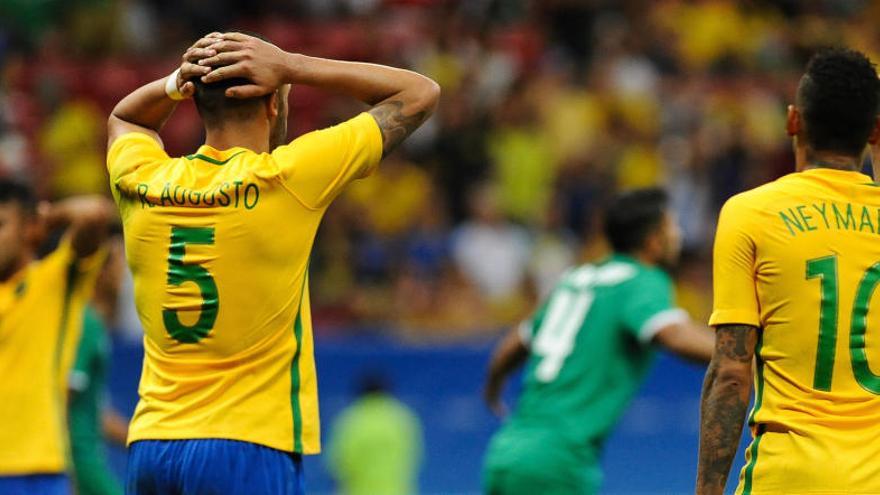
[
  {"left": 0, "top": 178, "right": 36, "bottom": 216},
  {"left": 191, "top": 31, "right": 274, "bottom": 128},
  {"left": 356, "top": 372, "right": 389, "bottom": 397},
  {"left": 797, "top": 48, "right": 880, "bottom": 157},
  {"left": 603, "top": 188, "right": 668, "bottom": 254}
]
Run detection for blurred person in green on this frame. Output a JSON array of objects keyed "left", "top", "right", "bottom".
[
  {"left": 327, "top": 374, "right": 423, "bottom": 495},
  {"left": 69, "top": 239, "right": 129, "bottom": 495}
]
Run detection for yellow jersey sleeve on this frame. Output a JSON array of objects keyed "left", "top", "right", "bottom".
[
  {"left": 709, "top": 194, "right": 761, "bottom": 327},
  {"left": 107, "top": 132, "right": 169, "bottom": 181},
  {"left": 272, "top": 112, "right": 383, "bottom": 209}
]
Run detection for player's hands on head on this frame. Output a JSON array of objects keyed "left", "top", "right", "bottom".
[
  {"left": 197, "top": 32, "right": 290, "bottom": 99},
  {"left": 176, "top": 33, "right": 223, "bottom": 98}
]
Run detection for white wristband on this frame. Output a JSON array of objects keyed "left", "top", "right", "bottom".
[{"left": 165, "top": 68, "right": 185, "bottom": 101}]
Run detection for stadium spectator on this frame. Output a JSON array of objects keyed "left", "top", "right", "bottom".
[{"left": 326, "top": 373, "right": 423, "bottom": 495}]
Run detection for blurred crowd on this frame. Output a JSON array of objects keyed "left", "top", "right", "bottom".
[{"left": 2, "top": 0, "right": 879, "bottom": 339}]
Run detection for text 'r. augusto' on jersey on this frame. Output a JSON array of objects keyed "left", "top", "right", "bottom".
[{"left": 128, "top": 181, "right": 261, "bottom": 210}]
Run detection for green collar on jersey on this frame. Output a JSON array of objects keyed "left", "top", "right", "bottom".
[{"left": 185, "top": 150, "right": 246, "bottom": 165}]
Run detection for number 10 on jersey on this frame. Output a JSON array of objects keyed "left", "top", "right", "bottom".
[{"left": 807, "top": 255, "right": 880, "bottom": 394}]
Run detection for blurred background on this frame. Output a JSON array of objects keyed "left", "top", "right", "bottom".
[{"left": 2, "top": 0, "right": 880, "bottom": 493}]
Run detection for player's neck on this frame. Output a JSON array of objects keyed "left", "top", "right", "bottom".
[
  {"left": 0, "top": 254, "right": 29, "bottom": 283},
  {"left": 622, "top": 250, "right": 657, "bottom": 268},
  {"left": 204, "top": 124, "right": 270, "bottom": 154},
  {"left": 801, "top": 150, "right": 861, "bottom": 172}
]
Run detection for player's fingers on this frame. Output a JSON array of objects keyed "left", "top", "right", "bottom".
[
  {"left": 225, "top": 84, "right": 272, "bottom": 99},
  {"left": 179, "top": 81, "right": 195, "bottom": 98},
  {"left": 192, "top": 35, "right": 222, "bottom": 49},
  {"left": 202, "top": 63, "right": 249, "bottom": 83},
  {"left": 197, "top": 51, "right": 245, "bottom": 67},
  {"left": 206, "top": 40, "right": 245, "bottom": 54},
  {"left": 184, "top": 47, "right": 216, "bottom": 62},
  {"left": 181, "top": 61, "right": 211, "bottom": 79},
  {"left": 220, "top": 32, "right": 250, "bottom": 42}
]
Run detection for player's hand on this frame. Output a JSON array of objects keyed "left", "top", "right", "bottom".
[
  {"left": 483, "top": 384, "right": 508, "bottom": 418},
  {"left": 198, "top": 32, "right": 291, "bottom": 99},
  {"left": 175, "top": 33, "right": 222, "bottom": 99}
]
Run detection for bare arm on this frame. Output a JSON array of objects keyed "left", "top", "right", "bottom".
[
  {"left": 652, "top": 320, "right": 715, "bottom": 363},
  {"left": 107, "top": 35, "right": 219, "bottom": 146},
  {"left": 101, "top": 408, "right": 129, "bottom": 446},
  {"left": 199, "top": 32, "right": 441, "bottom": 156},
  {"left": 42, "top": 196, "right": 115, "bottom": 259},
  {"left": 696, "top": 324, "right": 758, "bottom": 495},
  {"left": 483, "top": 327, "right": 530, "bottom": 417}
]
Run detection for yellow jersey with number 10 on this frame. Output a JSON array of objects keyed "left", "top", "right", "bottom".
[
  {"left": 107, "top": 112, "right": 382, "bottom": 454},
  {"left": 712, "top": 168, "right": 880, "bottom": 494}
]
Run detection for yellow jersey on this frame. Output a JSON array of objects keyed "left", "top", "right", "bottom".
[
  {"left": 107, "top": 112, "right": 382, "bottom": 454},
  {"left": 712, "top": 168, "right": 880, "bottom": 494},
  {"left": 0, "top": 239, "right": 104, "bottom": 475}
]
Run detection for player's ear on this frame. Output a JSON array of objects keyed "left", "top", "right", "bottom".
[
  {"left": 868, "top": 116, "right": 880, "bottom": 145},
  {"left": 786, "top": 104, "right": 800, "bottom": 137},
  {"left": 265, "top": 92, "right": 279, "bottom": 121}
]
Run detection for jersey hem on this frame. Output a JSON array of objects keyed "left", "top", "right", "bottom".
[
  {"left": 0, "top": 463, "right": 67, "bottom": 476},
  {"left": 126, "top": 432, "right": 320, "bottom": 456}
]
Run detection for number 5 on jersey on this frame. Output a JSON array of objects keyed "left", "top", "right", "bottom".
[{"left": 163, "top": 226, "right": 219, "bottom": 343}]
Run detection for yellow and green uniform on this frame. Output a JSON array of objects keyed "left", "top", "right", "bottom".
[
  {"left": 106, "top": 112, "right": 382, "bottom": 454},
  {"left": 0, "top": 239, "right": 105, "bottom": 475},
  {"left": 483, "top": 255, "right": 688, "bottom": 494},
  {"left": 712, "top": 168, "right": 880, "bottom": 494}
]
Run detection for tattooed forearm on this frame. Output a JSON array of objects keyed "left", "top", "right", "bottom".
[
  {"left": 716, "top": 324, "right": 757, "bottom": 363},
  {"left": 369, "top": 100, "right": 428, "bottom": 157},
  {"left": 696, "top": 324, "right": 758, "bottom": 495}
]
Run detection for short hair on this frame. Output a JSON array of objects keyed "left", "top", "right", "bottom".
[
  {"left": 603, "top": 188, "right": 668, "bottom": 254},
  {"left": 797, "top": 48, "right": 880, "bottom": 157},
  {"left": 191, "top": 31, "right": 273, "bottom": 128},
  {"left": 0, "top": 178, "right": 36, "bottom": 216}
]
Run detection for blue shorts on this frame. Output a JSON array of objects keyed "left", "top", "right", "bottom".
[
  {"left": 0, "top": 474, "right": 70, "bottom": 495},
  {"left": 126, "top": 439, "right": 304, "bottom": 495}
]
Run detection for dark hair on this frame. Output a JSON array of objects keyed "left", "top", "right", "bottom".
[
  {"left": 797, "top": 48, "right": 880, "bottom": 157},
  {"left": 0, "top": 178, "right": 36, "bottom": 216},
  {"left": 603, "top": 188, "right": 668, "bottom": 254},
  {"left": 356, "top": 372, "right": 389, "bottom": 397},
  {"left": 191, "top": 31, "right": 273, "bottom": 128}
]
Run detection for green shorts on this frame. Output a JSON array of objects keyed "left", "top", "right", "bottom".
[{"left": 482, "top": 431, "right": 600, "bottom": 495}]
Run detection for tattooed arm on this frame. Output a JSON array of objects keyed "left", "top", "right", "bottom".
[
  {"left": 198, "top": 32, "right": 440, "bottom": 156},
  {"left": 696, "top": 324, "right": 758, "bottom": 495}
]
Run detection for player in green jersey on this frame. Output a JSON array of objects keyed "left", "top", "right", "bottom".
[{"left": 482, "top": 188, "right": 714, "bottom": 494}]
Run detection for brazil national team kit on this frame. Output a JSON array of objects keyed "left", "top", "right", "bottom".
[
  {"left": 106, "top": 112, "right": 382, "bottom": 492},
  {"left": 483, "top": 254, "right": 688, "bottom": 494},
  {"left": 0, "top": 237, "right": 105, "bottom": 495},
  {"left": 713, "top": 168, "right": 880, "bottom": 494}
]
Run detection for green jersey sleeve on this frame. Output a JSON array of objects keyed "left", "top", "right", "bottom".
[
  {"left": 69, "top": 306, "right": 103, "bottom": 393},
  {"left": 620, "top": 269, "right": 689, "bottom": 344}
]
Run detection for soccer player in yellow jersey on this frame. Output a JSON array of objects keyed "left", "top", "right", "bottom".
[
  {"left": 697, "top": 49, "right": 880, "bottom": 495},
  {"left": 0, "top": 180, "right": 113, "bottom": 495},
  {"left": 105, "top": 32, "right": 439, "bottom": 495}
]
